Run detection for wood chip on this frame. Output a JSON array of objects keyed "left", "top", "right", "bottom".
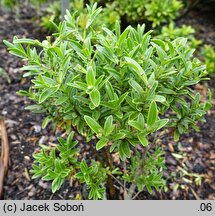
[{"left": 0, "top": 117, "right": 9, "bottom": 199}]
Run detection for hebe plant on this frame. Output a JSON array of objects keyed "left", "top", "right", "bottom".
[
  {"left": 108, "top": 0, "right": 183, "bottom": 27},
  {"left": 41, "top": 0, "right": 120, "bottom": 32},
  {"left": 200, "top": 45, "right": 215, "bottom": 75},
  {"left": 144, "top": 0, "right": 183, "bottom": 27},
  {"left": 157, "top": 23, "right": 202, "bottom": 48},
  {"left": 156, "top": 23, "right": 215, "bottom": 76},
  {"left": 0, "top": 0, "right": 47, "bottom": 9},
  {"left": 4, "top": 4, "right": 211, "bottom": 199}
]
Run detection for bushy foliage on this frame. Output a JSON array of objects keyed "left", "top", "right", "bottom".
[
  {"left": 1, "top": 0, "right": 184, "bottom": 30},
  {"left": 105, "top": 0, "right": 183, "bottom": 27},
  {"left": 40, "top": 0, "right": 120, "bottom": 31},
  {"left": 40, "top": 0, "right": 183, "bottom": 31},
  {"left": 201, "top": 45, "right": 215, "bottom": 75},
  {"left": 145, "top": 0, "right": 183, "bottom": 27},
  {"left": 157, "top": 23, "right": 202, "bottom": 48},
  {"left": 157, "top": 23, "right": 215, "bottom": 76},
  {"left": 0, "top": 0, "right": 46, "bottom": 8},
  {"left": 4, "top": 4, "right": 211, "bottom": 199}
]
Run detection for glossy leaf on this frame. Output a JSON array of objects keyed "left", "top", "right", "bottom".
[
  {"left": 137, "top": 133, "right": 149, "bottom": 146},
  {"left": 96, "top": 138, "right": 109, "bottom": 150},
  {"left": 104, "top": 115, "right": 114, "bottom": 136},
  {"left": 89, "top": 89, "right": 100, "bottom": 107},
  {"left": 84, "top": 115, "right": 102, "bottom": 134},
  {"left": 147, "top": 101, "right": 158, "bottom": 127},
  {"left": 124, "top": 57, "right": 148, "bottom": 85}
]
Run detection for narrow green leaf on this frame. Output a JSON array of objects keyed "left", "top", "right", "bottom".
[
  {"left": 118, "top": 26, "right": 130, "bottom": 46},
  {"left": 13, "top": 38, "right": 40, "bottom": 45},
  {"left": 9, "top": 48, "right": 26, "bottom": 58},
  {"left": 3, "top": 40, "right": 15, "bottom": 49},
  {"left": 89, "top": 89, "right": 100, "bottom": 107},
  {"left": 117, "top": 92, "right": 128, "bottom": 106},
  {"left": 67, "top": 81, "right": 88, "bottom": 91},
  {"left": 150, "top": 95, "right": 166, "bottom": 103},
  {"left": 118, "top": 144, "right": 127, "bottom": 161},
  {"left": 137, "top": 113, "right": 145, "bottom": 128},
  {"left": 137, "top": 133, "right": 148, "bottom": 146},
  {"left": 105, "top": 81, "right": 115, "bottom": 100},
  {"left": 148, "top": 119, "right": 169, "bottom": 132},
  {"left": 21, "top": 65, "right": 42, "bottom": 71},
  {"left": 128, "top": 120, "right": 143, "bottom": 131},
  {"left": 84, "top": 115, "right": 102, "bottom": 134},
  {"left": 55, "top": 96, "right": 68, "bottom": 105},
  {"left": 39, "top": 88, "right": 56, "bottom": 104},
  {"left": 42, "top": 116, "right": 52, "bottom": 129},
  {"left": 147, "top": 101, "right": 157, "bottom": 126},
  {"left": 119, "top": 142, "right": 131, "bottom": 158},
  {"left": 129, "top": 79, "right": 144, "bottom": 94},
  {"left": 42, "top": 174, "right": 53, "bottom": 181},
  {"left": 52, "top": 177, "right": 64, "bottom": 193},
  {"left": 41, "top": 76, "right": 57, "bottom": 86},
  {"left": 86, "top": 69, "right": 95, "bottom": 86},
  {"left": 80, "top": 159, "right": 88, "bottom": 173},
  {"left": 104, "top": 115, "right": 114, "bottom": 136},
  {"left": 124, "top": 56, "right": 148, "bottom": 85},
  {"left": 96, "top": 138, "right": 109, "bottom": 150},
  {"left": 174, "top": 130, "right": 180, "bottom": 141},
  {"left": 112, "top": 133, "right": 126, "bottom": 140},
  {"left": 25, "top": 104, "right": 44, "bottom": 112}
]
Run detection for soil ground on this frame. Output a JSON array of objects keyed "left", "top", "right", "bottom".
[{"left": 0, "top": 5, "right": 214, "bottom": 200}]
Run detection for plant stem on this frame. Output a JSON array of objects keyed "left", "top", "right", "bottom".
[
  {"left": 124, "top": 169, "right": 141, "bottom": 200},
  {"left": 87, "top": 140, "right": 103, "bottom": 164},
  {"left": 124, "top": 146, "right": 149, "bottom": 200},
  {"left": 109, "top": 173, "right": 127, "bottom": 192},
  {"left": 102, "top": 148, "right": 116, "bottom": 199},
  {"left": 132, "top": 191, "right": 142, "bottom": 200}
]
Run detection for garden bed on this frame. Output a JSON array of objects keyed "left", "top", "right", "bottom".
[{"left": 0, "top": 5, "right": 214, "bottom": 200}]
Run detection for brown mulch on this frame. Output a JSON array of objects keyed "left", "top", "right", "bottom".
[{"left": 0, "top": 5, "right": 214, "bottom": 200}]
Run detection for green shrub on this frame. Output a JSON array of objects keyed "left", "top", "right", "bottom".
[
  {"left": 0, "top": 0, "right": 46, "bottom": 9},
  {"left": 145, "top": 0, "right": 183, "bottom": 27},
  {"left": 107, "top": 0, "right": 183, "bottom": 27},
  {"left": 4, "top": 4, "right": 211, "bottom": 199},
  {"left": 157, "top": 23, "right": 202, "bottom": 48},
  {"left": 156, "top": 23, "right": 215, "bottom": 76},
  {"left": 114, "top": 0, "right": 147, "bottom": 22},
  {"left": 1, "top": 0, "right": 184, "bottom": 31},
  {"left": 40, "top": 0, "right": 120, "bottom": 31},
  {"left": 200, "top": 45, "right": 215, "bottom": 75},
  {"left": 0, "top": 0, "right": 15, "bottom": 8}
]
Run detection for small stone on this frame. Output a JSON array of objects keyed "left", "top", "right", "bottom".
[
  {"left": 33, "top": 125, "right": 41, "bottom": 133},
  {"left": 28, "top": 187, "right": 36, "bottom": 197},
  {"left": 193, "top": 164, "right": 205, "bottom": 174},
  {"left": 166, "top": 157, "right": 177, "bottom": 166},
  {"left": 10, "top": 134, "right": 17, "bottom": 140},
  {"left": 24, "top": 156, "right": 30, "bottom": 161},
  {"left": 76, "top": 135, "right": 83, "bottom": 141},
  {"left": 39, "top": 180, "right": 49, "bottom": 189},
  {"left": 168, "top": 143, "right": 174, "bottom": 152},
  {"left": 39, "top": 136, "right": 46, "bottom": 144}
]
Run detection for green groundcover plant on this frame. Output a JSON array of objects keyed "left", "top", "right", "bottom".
[
  {"left": 4, "top": 4, "right": 212, "bottom": 199},
  {"left": 0, "top": 0, "right": 46, "bottom": 9},
  {"left": 156, "top": 23, "right": 215, "bottom": 76},
  {"left": 40, "top": 0, "right": 183, "bottom": 30},
  {"left": 157, "top": 22, "right": 202, "bottom": 48},
  {"left": 1, "top": 0, "right": 184, "bottom": 30},
  {"left": 200, "top": 45, "right": 215, "bottom": 75},
  {"left": 40, "top": 0, "right": 119, "bottom": 31}
]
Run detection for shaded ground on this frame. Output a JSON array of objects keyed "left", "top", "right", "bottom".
[{"left": 0, "top": 6, "right": 214, "bottom": 200}]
